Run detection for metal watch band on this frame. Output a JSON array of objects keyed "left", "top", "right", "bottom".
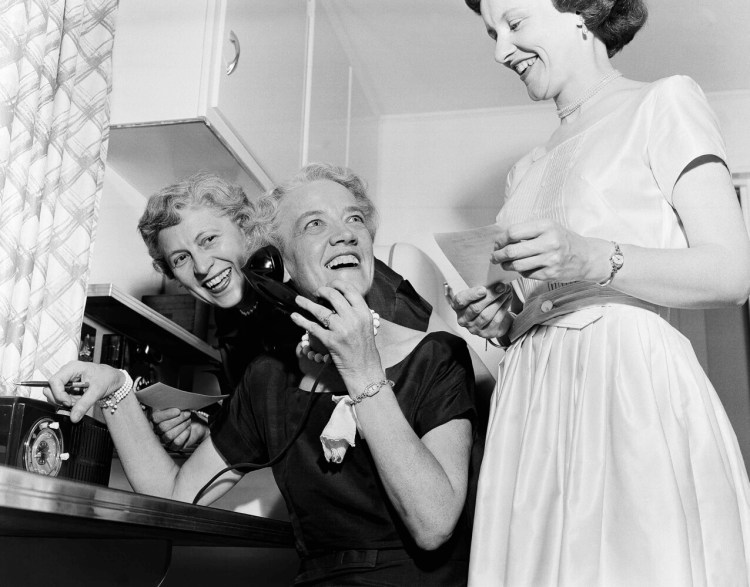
[{"left": 597, "top": 241, "right": 623, "bottom": 287}]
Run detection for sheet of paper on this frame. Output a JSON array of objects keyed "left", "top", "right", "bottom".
[
  {"left": 434, "top": 224, "right": 518, "bottom": 289},
  {"left": 135, "top": 382, "right": 228, "bottom": 411}
]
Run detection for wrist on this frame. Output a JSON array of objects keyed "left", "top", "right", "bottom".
[
  {"left": 98, "top": 369, "right": 133, "bottom": 414},
  {"left": 342, "top": 367, "right": 388, "bottom": 399},
  {"left": 349, "top": 378, "right": 394, "bottom": 405},
  {"left": 596, "top": 241, "right": 624, "bottom": 287},
  {"left": 587, "top": 239, "right": 614, "bottom": 283}
]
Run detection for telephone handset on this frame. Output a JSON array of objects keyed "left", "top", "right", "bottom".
[{"left": 240, "top": 245, "right": 325, "bottom": 321}]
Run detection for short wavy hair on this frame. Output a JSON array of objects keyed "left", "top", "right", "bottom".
[
  {"left": 248, "top": 162, "right": 379, "bottom": 254},
  {"left": 137, "top": 172, "right": 253, "bottom": 279},
  {"left": 464, "top": 0, "right": 647, "bottom": 57}
]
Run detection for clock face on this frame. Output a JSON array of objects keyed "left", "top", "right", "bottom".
[
  {"left": 22, "top": 418, "right": 64, "bottom": 477},
  {"left": 612, "top": 253, "right": 625, "bottom": 268}
]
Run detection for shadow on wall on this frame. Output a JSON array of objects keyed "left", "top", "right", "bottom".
[{"left": 446, "top": 156, "right": 518, "bottom": 225}]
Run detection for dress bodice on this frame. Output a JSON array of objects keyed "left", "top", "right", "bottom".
[{"left": 497, "top": 76, "right": 727, "bottom": 303}]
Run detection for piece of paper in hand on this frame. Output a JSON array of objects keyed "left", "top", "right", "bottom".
[
  {"left": 434, "top": 224, "right": 518, "bottom": 290},
  {"left": 135, "top": 382, "right": 228, "bottom": 411}
]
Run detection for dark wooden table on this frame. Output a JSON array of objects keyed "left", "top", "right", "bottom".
[{"left": 0, "top": 465, "right": 294, "bottom": 586}]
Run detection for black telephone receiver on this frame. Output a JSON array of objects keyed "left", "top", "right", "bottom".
[{"left": 240, "top": 245, "right": 323, "bottom": 321}]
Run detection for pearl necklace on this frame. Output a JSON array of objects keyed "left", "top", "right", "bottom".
[
  {"left": 556, "top": 70, "right": 622, "bottom": 120},
  {"left": 300, "top": 309, "right": 381, "bottom": 364}
]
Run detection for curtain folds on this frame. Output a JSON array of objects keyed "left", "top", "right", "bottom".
[{"left": 0, "top": 0, "right": 118, "bottom": 397}]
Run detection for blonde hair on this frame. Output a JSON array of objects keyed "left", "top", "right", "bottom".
[{"left": 137, "top": 172, "right": 253, "bottom": 278}]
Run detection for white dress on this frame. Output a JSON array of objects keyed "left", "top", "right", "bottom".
[{"left": 468, "top": 76, "right": 750, "bottom": 587}]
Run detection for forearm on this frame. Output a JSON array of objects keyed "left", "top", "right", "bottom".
[
  {"left": 597, "top": 160, "right": 750, "bottom": 308},
  {"left": 344, "top": 369, "right": 468, "bottom": 549},
  {"left": 595, "top": 242, "right": 750, "bottom": 309},
  {"left": 102, "top": 391, "right": 181, "bottom": 498}
]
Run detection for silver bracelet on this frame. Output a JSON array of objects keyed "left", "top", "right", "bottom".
[
  {"left": 97, "top": 369, "right": 133, "bottom": 414},
  {"left": 350, "top": 379, "right": 394, "bottom": 405}
]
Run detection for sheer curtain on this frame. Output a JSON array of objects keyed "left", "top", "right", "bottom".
[{"left": 0, "top": 0, "right": 118, "bottom": 397}]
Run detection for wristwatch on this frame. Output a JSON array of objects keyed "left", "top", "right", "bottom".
[{"left": 597, "top": 241, "right": 624, "bottom": 287}]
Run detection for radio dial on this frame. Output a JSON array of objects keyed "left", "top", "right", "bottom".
[{"left": 22, "top": 418, "right": 65, "bottom": 477}]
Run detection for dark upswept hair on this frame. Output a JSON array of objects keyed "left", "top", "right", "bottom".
[
  {"left": 137, "top": 171, "right": 253, "bottom": 278},
  {"left": 464, "top": 0, "right": 647, "bottom": 57},
  {"left": 248, "top": 162, "right": 379, "bottom": 255}
]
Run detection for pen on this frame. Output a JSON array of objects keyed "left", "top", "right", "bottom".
[
  {"left": 16, "top": 380, "right": 90, "bottom": 394},
  {"left": 444, "top": 282, "right": 456, "bottom": 305}
]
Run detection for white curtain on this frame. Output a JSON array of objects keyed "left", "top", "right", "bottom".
[{"left": 0, "top": 0, "right": 118, "bottom": 397}]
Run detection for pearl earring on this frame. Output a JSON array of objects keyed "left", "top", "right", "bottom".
[{"left": 576, "top": 11, "right": 588, "bottom": 41}]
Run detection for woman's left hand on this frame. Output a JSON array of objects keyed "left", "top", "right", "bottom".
[
  {"left": 291, "top": 280, "right": 380, "bottom": 378},
  {"left": 493, "top": 219, "right": 610, "bottom": 283}
]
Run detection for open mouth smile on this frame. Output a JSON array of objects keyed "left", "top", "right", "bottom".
[
  {"left": 204, "top": 267, "right": 231, "bottom": 291},
  {"left": 513, "top": 56, "right": 537, "bottom": 76},
  {"left": 325, "top": 254, "right": 360, "bottom": 270}
]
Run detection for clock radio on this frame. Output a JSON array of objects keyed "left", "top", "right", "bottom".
[{"left": 0, "top": 397, "right": 114, "bottom": 486}]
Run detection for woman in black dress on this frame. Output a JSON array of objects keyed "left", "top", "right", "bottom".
[{"left": 48, "top": 164, "right": 477, "bottom": 586}]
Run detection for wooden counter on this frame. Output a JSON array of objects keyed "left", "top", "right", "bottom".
[{"left": 0, "top": 465, "right": 294, "bottom": 586}]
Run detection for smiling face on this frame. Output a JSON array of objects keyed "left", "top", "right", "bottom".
[
  {"left": 480, "top": 0, "right": 581, "bottom": 103},
  {"left": 157, "top": 206, "right": 250, "bottom": 308},
  {"left": 275, "top": 179, "right": 375, "bottom": 299}
]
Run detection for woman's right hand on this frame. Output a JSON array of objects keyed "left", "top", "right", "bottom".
[
  {"left": 45, "top": 361, "right": 125, "bottom": 423},
  {"left": 448, "top": 284, "right": 514, "bottom": 340},
  {"left": 150, "top": 408, "right": 209, "bottom": 451},
  {"left": 292, "top": 279, "right": 381, "bottom": 378}
]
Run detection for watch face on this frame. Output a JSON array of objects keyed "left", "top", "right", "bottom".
[{"left": 612, "top": 253, "right": 625, "bottom": 268}]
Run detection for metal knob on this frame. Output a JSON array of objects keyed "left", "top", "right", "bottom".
[{"left": 226, "top": 31, "right": 240, "bottom": 76}]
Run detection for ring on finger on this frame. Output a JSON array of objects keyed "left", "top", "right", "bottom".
[{"left": 321, "top": 311, "right": 336, "bottom": 329}]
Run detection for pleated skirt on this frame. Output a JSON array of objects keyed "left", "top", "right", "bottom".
[{"left": 468, "top": 306, "right": 750, "bottom": 587}]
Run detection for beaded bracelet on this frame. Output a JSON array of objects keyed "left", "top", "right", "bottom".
[
  {"left": 349, "top": 379, "right": 394, "bottom": 405},
  {"left": 98, "top": 369, "right": 133, "bottom": 414}
]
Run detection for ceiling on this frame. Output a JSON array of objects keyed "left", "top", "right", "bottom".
[{"left": 324, "top": 0, "right": 750, "bottom": 116}]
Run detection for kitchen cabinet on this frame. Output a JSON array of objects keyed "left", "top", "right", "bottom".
[
  {"left": 215, "top": 0, "right": 308, "bottom": 184},
  {"left": 84, "top": 284, "right": 220, "bottom": 366},
  {"left": 305, "top": 1, "right": 380, "bottom": 186},
  {"left": 84, "top": 283, "right": 222, "bottom": 393},
  {"left": 345, "top": 65, "right": 380, "bottom": 193},
  {"left": 110, "top": 0, "right": 309, "bottom": 189},
  {"left": 305, "top": 0, "right": 350, "bottom": 167},
  {"left": 109, "top": 0, "right": 381, "bottom": 196}
]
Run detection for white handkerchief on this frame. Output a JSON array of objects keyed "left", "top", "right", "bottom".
[{"left": 320, "top": 395, "right": 362, "bottom": 464}]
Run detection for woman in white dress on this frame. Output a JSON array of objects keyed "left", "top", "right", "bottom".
[{"left": 451, "top": 0, "right": 750, "bottom": 585}]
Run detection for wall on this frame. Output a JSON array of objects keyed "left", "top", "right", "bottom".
[
  {"left": 374, "top": 101, "right": 558, "bottom": 286},
  {"left": 88, "top": 168, "right": 163, "bottom": 297},
  {"left": 374, "top": 89, "right": 750, "bottom": 469}
]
